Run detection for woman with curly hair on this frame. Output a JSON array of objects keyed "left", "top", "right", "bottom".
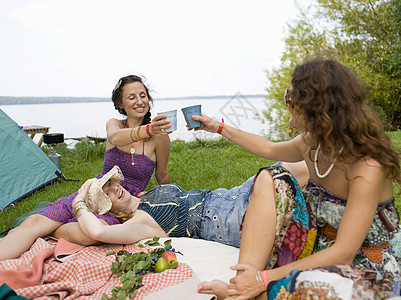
[{"left": 193, "top": 58, "right": 401, "bottom": 299}]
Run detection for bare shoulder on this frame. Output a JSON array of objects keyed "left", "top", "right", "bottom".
[
  {"left": 154, "top": 134, "right": 171, "bottom": 147},
  {"left": 291, "top": 133, "right": 310, "bottom": 158},
  {"left": 125, "top": 210, "right": 167, "bottom": 235},
  {"left": 125, "top": 210, "right": 152, "bottom": 224},
  {"left": 143, "top": 133, "right": 170, "bottom": 148},
  {"left": 106, "top": 118, "right": 124, "bottom": 127},
  {"left": 351, "top": 157, "right": 385, "bottom": 181},
  {"left": 350, "top": 157, "right": 393, "bottom": 202}
]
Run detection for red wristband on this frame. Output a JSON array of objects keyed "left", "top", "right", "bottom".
[
  {"left": 262, "top": 270, "right": 269, "bottom": 287},
  {"left": 146, "top": 124, "right": 152, "bottom": 136},
  {"left": 73, "top": 200, "right": 84, "bottom": 207},
  {"left": 217, "top": 121, "right": 224, "bottom": 134}
]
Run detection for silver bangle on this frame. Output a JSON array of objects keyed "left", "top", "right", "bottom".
[{"left": 255, "top": 271, "right": 263, "bottom": 286}]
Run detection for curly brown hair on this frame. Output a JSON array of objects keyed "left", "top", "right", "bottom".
[
  {"left": 111, "top": 75, "right": 153, "bottom": 125},
  {"left": 290, "top": 58, "right": 401, "bottom": 184}
]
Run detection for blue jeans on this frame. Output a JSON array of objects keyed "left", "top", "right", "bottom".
[
  {"left": 140, "top": 178, "right": 254, "bottom": 246},
  {"left": 199, "top": 176, "right": 255, "bottom": 248}
]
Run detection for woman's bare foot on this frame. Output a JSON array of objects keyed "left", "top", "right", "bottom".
[{"left": 198, "top": 280, "right": 229, "bottom": 299}]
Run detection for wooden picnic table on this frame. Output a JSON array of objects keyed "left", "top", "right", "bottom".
[{"left": 22, "top": 125, "right": 50, "bottom": 147}]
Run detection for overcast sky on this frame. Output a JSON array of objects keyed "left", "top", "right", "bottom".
[{"left": 0, "top": 0, "right": 309, "bottom": 99}]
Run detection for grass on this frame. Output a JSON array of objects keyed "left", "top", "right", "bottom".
[
  {"left": 0, "top": 138, "right": 274, "bottom": 233},
  {"left": 1, "top": 132, "right": 400, "bottom": 233}
]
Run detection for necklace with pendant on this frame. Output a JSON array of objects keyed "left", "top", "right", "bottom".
[{"left": 130, "top": 146, "right": 135, "bottom": 166}]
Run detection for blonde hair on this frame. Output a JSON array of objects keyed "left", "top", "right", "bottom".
[{"left": 109, "top": 209, "right": 135, "bottom": 223}]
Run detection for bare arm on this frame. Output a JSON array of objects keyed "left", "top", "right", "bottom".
[
  {"left": 71, "top": 181, "right": 167, "bottom": 244},
  {"left": 52, "top": 221, "right": 102, "bottom": 246},
  {"left": 154, "top": 135, "right": 171, "bottom": 184},
  {"left": 76, "top": 210, "right": 167, "bottom": 244},
  {"left": 106, "top": 118, "right": 135, "bottom": 147},
  {"left": 193, "top": 114, "right": 305, "bottom": 162},
  {"left": 106, "top": 116, "right": 170, "bottom": 148}
]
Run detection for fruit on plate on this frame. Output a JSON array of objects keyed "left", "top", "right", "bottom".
[
  {"left": 154, "top": 257, "right": 170, "bottom": 273},
  {"left": 162, "top": 250, "right": 178, "bottom": 269}
]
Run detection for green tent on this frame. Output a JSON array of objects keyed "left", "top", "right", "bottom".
[{"left": 0, "top": 109, "right": 61, "bottom": 210}]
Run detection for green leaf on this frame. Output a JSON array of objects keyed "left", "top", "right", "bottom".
[
  {"left": 111, "top": 286, "right": 121, "bottom": 296},
  {"left": 143, "top": 260, "right": 152, "bottom": 269},
  {"left": 116, "top": 289, "right": 126, "bottom": 300},
  {"left": 101, "top": 294, "right": 110, "bottom": 300},
  {"left": 146, "top": 241, "right": 160, "bottom": 247},
  {"left": 110, "top": 262, "right": 119, "bottom": 274},
  {"left": 120, "top": 273, "right": 127, "bottom": 283},
  {"left": 122, "top": 280, "right": 133, "bottom": 291},
  {"left": 136, "top": 261, "right": 146, "bottom": 269},
  {"left": 106, "top": 251, "right": 116, "bottom": 256}
]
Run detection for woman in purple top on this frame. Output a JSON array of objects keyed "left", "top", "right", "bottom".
[
  {"left": 0, "top": 75, "right": 172, "bottom": 260},
  {"left": 102, "top": 74, "right": 171, "bottom": 195}
]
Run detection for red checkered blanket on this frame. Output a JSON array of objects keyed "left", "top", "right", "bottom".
[{"left": 0, "top": 238, "right": 196, "bottom": 299}]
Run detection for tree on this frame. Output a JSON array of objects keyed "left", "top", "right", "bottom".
[{"left": 262, "top": 0, "right": 401, "bottom": 138}]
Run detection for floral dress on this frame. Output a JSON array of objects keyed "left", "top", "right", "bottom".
[{"left": 258, "top": 166, "right": 400, "bottom": 299}]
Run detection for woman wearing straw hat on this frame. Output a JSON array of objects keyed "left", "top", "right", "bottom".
[{"left": 0, "top": 166, "right": 163, "bottom": 261}]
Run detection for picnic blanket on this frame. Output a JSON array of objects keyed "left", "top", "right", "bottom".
[{"left": 0, "top": 237, "right": 214, "bottom": 299}]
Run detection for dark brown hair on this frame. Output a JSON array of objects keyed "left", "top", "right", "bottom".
[
  {"left": 111, "top": 75, "right": 153, "bottom": 125},
  {"left": 291, "top": 58, "right": 400, "bottom": 184}
]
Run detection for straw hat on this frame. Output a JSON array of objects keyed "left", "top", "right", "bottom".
[{"left": 84, "top": 165, "right": 124, "bottom": 214}]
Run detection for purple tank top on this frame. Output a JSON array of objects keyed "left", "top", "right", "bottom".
[
  {"left": 38, "top": 143, "right": 156, "bottom": 224},
  {"left": 99, "top": 145, "right": 156, "bottom": 196}
]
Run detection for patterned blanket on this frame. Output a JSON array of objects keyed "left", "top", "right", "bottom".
[{"left": 0, "top": 238, "right": 203, "bottom": 299}]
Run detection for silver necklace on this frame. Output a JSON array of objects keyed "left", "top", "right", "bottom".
[{"left": 314, "top": 143, "right": 343, "bottom": 179}]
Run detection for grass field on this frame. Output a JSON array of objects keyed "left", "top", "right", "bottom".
[{"left": 0, "top": 133, "right": 400, "bottom": 233}]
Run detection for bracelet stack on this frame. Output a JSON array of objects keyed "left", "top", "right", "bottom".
[
  {"left": 130, "top": 126, "right": 141, "bottom": 142},
  {"left": 255, "top": 270, "right": 269, "bottom": 289},
  {"left": 130, "top": 125, "right": 152, "bottom": 143},
  {"left": 73, "top": 202, "right": 90, "bottom": 218},
  {"left": 255, "top": 271, "right": 264, "bottom": 287}
]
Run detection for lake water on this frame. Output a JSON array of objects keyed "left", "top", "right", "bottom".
[{"left": 0, "top": 95, "right": 271, "bottom": 144}]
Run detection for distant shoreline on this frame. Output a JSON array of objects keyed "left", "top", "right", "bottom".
[{"left": 0, "top": 94, "right": 264, "bottom": 106}]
